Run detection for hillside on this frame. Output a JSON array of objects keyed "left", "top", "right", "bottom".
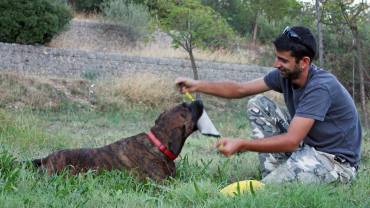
[{"left": 47, "top": 18, "right": 268, "bottom": 65}]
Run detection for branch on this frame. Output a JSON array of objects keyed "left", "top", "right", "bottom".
[
  {"left": 183, "top": 39, "right": 190, "bottom": 53},
  {"left": 176, "top": 39, "right": 186, "bottom": 52},
  {"left": 320, "top": 17, "right": 345, "bottom": 26},
  {"left": 339, "top": 3, "right": 352, "bottom": 27},
  {"left": 348, "top": 3, "right": 368, "bottom": 24},
  {"left": 339, "top": 1, "right": 368, "bottom": 25},
  {"left": 320, "top": 3, "right": 346, "bottom": 25},
  {"left": 187, "top": 34, "right": 197, "bottom": 52}
]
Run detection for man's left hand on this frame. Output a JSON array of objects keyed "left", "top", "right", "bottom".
[{"left": 215, "top": 138, "right": 246, "bottom": 157}]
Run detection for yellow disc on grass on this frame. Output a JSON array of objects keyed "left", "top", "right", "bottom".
[{"left": 220, "top": 180, "right": 264, "bottom": 196}]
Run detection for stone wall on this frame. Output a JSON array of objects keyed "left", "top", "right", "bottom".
[{"left": 0, "top": 42, "right": 272, "bottom": 81}]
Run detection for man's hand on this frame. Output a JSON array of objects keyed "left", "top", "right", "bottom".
[
  {"left": 215, "top": 117, "right": 315, "bottom": 155},
  {"left": 215, "top": 138, "right": 246, "bottom": 157},
  {"left": 175, "top": 77, "right": 199, "bottom": 93}
]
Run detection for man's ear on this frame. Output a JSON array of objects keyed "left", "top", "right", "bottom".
[{"left": 300, "top": 56, "right": 311, "bottom": 69}]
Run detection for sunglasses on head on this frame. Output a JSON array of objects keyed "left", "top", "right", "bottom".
[{"left": 281, "top": 26, "right": 314, "bottom": 55}]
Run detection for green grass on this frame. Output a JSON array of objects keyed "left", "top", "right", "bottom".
[{"left": 0, "top": 103, "right": 369, "bottom": 208}]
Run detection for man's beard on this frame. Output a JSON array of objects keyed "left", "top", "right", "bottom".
[{"left": 279, "top": 66, "right": 302, "bottom": 80}]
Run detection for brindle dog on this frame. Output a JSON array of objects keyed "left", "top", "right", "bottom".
[{"left": 32, "top": 101, "right": 203, "bottom": 181}]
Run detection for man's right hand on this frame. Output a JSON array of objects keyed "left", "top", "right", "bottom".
[{"left": 175, "top": 77, "right": 200, "bottom": 93}]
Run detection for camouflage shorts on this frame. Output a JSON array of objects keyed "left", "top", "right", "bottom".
[{"left": 247, "top": 95, "right": 356, "bottom": 184}]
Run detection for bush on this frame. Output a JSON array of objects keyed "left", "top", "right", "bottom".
[
  {"left": 0, "top": 0, "right": 72, "bottom": 45},
  {"left": 132, "top": 0, "right": 176, "bottom": 19},
  {"left": 69, "top": 0, "right": 104, "bottom": 12},
  {"left": 101, "top": 0, "right": 153, "bottom": 41}
]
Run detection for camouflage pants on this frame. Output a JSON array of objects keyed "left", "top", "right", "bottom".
[{"left": 247, "top": 95, "right": 356, "bottom": 184}]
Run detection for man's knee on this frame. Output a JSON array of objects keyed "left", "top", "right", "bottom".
[
  {"left": 247, "top": 95, "right": 273, "bottom": 122},
  {"left": 247, "top": 95, "right": 271, "bottom": 110},
  {"left": 261, "top": 146, "right": 356, "bottom": 184},
  {"left": 247, "top": 95, "right": 281, "bottom": 119}
]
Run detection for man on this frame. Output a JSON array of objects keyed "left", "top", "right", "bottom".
[{"left": 175, "top": 26, "right": 362, "bottom": 184}]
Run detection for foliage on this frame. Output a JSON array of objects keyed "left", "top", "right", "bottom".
[
  {"left": 199, "top": 0, "right": 368, "bottom": 104},
  {"left": 201, "top": 0, "right": 250, "bottom": 35},
  {"left": 69, "top": 0, "right": 104, "bottom": 12},
  {"left": 160, "top": 0, "right": 235, "bottom": 82},
  {"left": 132, "top": 0, "right": 176, "bottom": 20},
  {"left": 321, "top": 0, "right": 369, "bottom": 128},
  {"left": 101, "top": 0, "right": 153, "bottom": 41},
  {"left": 320, "top": 1, "right": 369, "bottom": 60},
  {"left": 0, "top": 0, "right": 72, "bottom": 45},
  {"left": 162, "top": 0, "right": 235, "bottom": 51},
  {"left": 202, "top": 0, "right": 302, "bottom": 43}
]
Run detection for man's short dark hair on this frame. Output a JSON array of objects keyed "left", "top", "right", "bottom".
[{"left": 273, "top": 26, "right": 316, "bottom": 62}]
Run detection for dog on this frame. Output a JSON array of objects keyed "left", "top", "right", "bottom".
[{"left": 31, "top": 101, "right": 203, "bottom": 181}]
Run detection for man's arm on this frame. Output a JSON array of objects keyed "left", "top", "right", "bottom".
[
  {"left": 216, "top": 116, "right": 315, "bottom": 156},
  {"left": 175, "top": 77, "right": 270, "bottom": 98}
]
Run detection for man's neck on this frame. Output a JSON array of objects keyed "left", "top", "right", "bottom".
[{"left": 292, "top": 66, "right": 310, "bottom": 88}]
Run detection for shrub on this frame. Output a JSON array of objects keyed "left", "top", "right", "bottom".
[
  {"left": 101, "top": 0, "right": 153, "bottom": 41},
  {"left": 132, "top": 0, "right": 176, "bottom": 19},
  {"left": 69, "top": 0, "right": 104, "bottom": 12},
  {"left": 0, "top": 0, "right": 72, "bottom": 45}
]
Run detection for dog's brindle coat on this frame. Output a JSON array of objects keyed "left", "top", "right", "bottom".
[{"left": 32, "top": 101, "right": 203, "bottom": 181}]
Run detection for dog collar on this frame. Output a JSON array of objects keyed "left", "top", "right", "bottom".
[{"left": 146, "top": 131, "right": 177, "bottom": 160}]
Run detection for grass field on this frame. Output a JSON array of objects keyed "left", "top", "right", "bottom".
[{"left": 0, "top": 73, "right": 369, "bottom": 207}]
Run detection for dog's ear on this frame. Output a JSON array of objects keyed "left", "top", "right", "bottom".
[
  {"left": 168, "top": 125, "right": 187, "bottom": 155},
  {"left": 154, "top": 111, "right": 167, "bottom": 125}
]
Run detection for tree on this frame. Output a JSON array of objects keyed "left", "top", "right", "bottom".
[
  {"left": 315, "top": 0, "right": 324, "bottom": 66},
  {"left": 201, "top": 0, "right": 250, "bottom": 35},
  {"left": 162, "top": 0, "right": 234, "bottom": 97},
  {"left": 202, "top": 0, "right": 302, "bottom": 45},
  {"left": 322, "top": 0, "right": 369, "bottom": 129},
  {"left": 243, "top": 0, "right": 302, "bottom": 45}
]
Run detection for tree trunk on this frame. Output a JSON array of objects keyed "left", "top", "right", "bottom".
[
  {"left": 352, "top": 28, "right": 369, "bottom": 129},
  {"left": 315, "top": 0, "right": 324, "bottom": 66},
  {"left": 188, "top": 49, "right": 201, "bottom": 99},
  {"left": 188, "top": 49, "right": 199, "bottom": 80},
  {"left": 352, "top": 52, "right": 355, "bottom": 100},
  {"left": 252, "top": 12, "right": 259, "bottom": 47}
]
